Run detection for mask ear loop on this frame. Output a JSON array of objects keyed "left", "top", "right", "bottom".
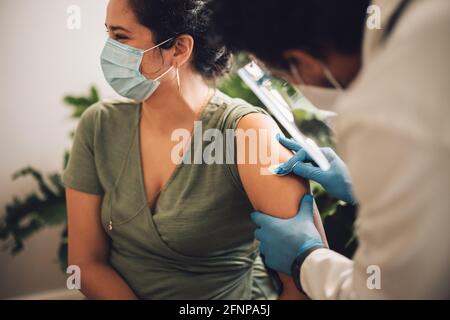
[
  {"left": 143, "top": 37, "right": 175, "bottom": 53},
  {"left": 321, "top": 64, "right": 343, "bottom": 91},
  {"left": 176, "top": 64, "right": 181, "bottom": 93},
  {"left": 289, "top": 62, "right": 306, "bottom": 85},
  {"left": 290, "top": 59, "right": 343, "bottom": 91},
  {"left": 141, "top": 37, "right": 175, "bottom": 77},
  {"left": 154, "top": 65, "right": 174, "bottom": 81}
]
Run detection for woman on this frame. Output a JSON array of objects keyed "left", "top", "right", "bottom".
[{"left": 63, "top": 0, "right": 327, "bottom": 299}]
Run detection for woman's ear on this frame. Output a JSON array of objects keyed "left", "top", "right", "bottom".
[
  {"left": 283, "top": 49, "right": 323, "bottom": 85},
  {"left": 172, "top": 34, "right": 194, "bottom": 67}
]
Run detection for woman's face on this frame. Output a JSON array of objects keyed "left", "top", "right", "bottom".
[{"left": 105, "top": 0, "right": 175, "bottom": 81}]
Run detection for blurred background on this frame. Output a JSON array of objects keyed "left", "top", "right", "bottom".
[
  {"left": 0, "top": 0, "right": 356, "bottom": 299},
  {"left": 0, "top": 0, "right": 114, "bottom": 299}
]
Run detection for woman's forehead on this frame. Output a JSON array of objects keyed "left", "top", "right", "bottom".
[
  {"left": 106, "top": 0, "right": 137, "bottom": 28},
  {"left": 106, "top": 0, "right": 152, "bottom": 37}
]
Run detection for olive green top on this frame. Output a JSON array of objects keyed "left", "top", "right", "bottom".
[{"left": 62, "top": 90, "right": 278, "bottom": 300}]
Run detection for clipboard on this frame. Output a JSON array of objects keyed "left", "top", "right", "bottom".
[{"left": 237, "top": 61, "right": 331, "bottom": 171}]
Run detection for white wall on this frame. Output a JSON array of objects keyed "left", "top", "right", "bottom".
[{"left": 0, "top": 0, "right": 118, "bottom": 299}]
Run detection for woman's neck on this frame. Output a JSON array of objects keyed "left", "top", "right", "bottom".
[{"left": 141, "top": 70, "right": 212, "bottom": 132}]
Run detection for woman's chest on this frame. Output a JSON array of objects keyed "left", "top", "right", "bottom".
[
  {"left": 100, "top": 155, "right": 256, "bottom": 257},
  {"left": 151, "top": 165, "right": 257, "bottom": 256},
  {"left": 139, "top": 135, "right": 180, "bottom": 209}
]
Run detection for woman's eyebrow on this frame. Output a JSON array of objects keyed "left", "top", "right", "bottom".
[{"left": 105, "top": 23, "right": 131, "bottom": 33}]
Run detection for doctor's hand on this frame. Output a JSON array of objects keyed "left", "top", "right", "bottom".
[
  {"left": 274, "top": 134, "right": 357, "bottom": 205},
  {"left": 251, "top": 195, "right": 325, "bottom": 276}
]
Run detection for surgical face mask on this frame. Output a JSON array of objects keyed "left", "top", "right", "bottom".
[
  {"left": 289, "top": 62, "right": 343, "bottom": 112},
  {"left": 101, "top": 37, "right": 174, "bottom": 102}
]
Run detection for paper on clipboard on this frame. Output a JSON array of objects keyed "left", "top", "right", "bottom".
[{"left": 237, "top": 61, "right": 331, "bottom": 171}]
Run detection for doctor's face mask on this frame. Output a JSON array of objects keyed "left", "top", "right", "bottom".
[
  {"left": 101, "top": 37, "right": 174, "bottom": 102},
  {"left": 289, "top": 61, "right": 344, "bottom": 111}
]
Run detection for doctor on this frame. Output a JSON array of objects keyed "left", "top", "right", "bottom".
[{"left": 211, "top": 0, "right": 450, "bottom": 299}]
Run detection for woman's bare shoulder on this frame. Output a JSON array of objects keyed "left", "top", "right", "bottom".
[{"left": 235, "top": 112, "right": 309, "bottom": 219}]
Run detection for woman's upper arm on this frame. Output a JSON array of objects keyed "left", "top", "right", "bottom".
[
  {"left": 236, "top": 113, "right": 309, "bottom": 219},
  {"left": 63, "top": 104, "right": 108, "bottom": 264},
  {"left": 66, "top": 188, "right": 109, "bottom": 265},
  {"left": 62, "top": 104, "right": 104, "bottom": 195}
]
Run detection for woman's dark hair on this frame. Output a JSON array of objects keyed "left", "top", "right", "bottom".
[
  {"left": 210, "top": 0, "right": 370, "bottom": 71},
  {"left": 128, "top": 0, "right": 231, "bottom": 79}
]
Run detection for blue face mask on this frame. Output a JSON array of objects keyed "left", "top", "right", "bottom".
[{"left": 101, "top": 37, "right": 174, "bottom": 102}]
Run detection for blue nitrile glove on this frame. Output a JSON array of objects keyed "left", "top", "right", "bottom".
[
  {"left": 251, "top": 195, "right": 325, "bottom": 276},
  {"left": 274, "top": 134, "right": 357, "bottom": 205}
]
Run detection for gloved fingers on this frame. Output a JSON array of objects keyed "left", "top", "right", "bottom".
[
  {"left": 276, "top": 133, "right": 301, "bottom": 152},
  {"left": 321, "top": 147, "right": 339, "bottom": 162},
  {"left": 251, "top": 211, "right": 278, "bottom": 227},
  {"left": 274, "top": 149, "right": 308, "bottom": 175},
  {"left": 298, "top": 194, "right": 315, "bottom": 219},
  {"left": 291, "top": 162, "right": 324, "bottom": 182},
  {"left": 254, "top": 227, "right": 263, "bottom": 241},
  {"left": 256, "top": 232, "right": 267, "bottom": 256}
]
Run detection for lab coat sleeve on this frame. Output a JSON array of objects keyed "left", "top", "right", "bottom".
[
  {"left": 300, "top": 249, "right": 355, "bottom": 299},
  {"left": 299, "top": 118, "right": 450, "bottom": 299}
]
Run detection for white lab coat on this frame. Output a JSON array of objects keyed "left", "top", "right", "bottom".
[{"left": 300, "top": 0, "right": 450, "bottom": 299}]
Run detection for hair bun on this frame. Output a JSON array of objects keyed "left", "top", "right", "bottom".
[{"left": 129, "top": 0, "right": 232, "bottom": 79}]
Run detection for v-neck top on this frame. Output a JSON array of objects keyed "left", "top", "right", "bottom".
[{"left": 62, "top": 90, "right": 278, "bottom": 300}]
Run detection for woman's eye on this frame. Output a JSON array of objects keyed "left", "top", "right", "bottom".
[{"left": 114, "top": 34, "right": 128, "bottom": 41}]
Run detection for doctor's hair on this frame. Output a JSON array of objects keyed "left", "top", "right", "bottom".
[
  {"left": 128, "top": 0, "right": 231, "bottom": 80},
  {"left": 210, "top": 0, "right": 370, "bottom": 71}
]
